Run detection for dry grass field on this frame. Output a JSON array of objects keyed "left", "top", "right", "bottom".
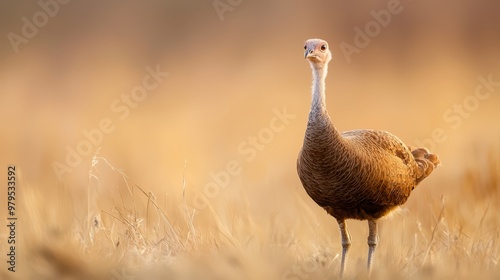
[{"left": 1, "top": 1, "right": 499, "bottom": 279}]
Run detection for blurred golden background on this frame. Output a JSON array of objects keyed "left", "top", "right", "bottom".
[{"left": 0, "top": 0, "right": 499, "bottom": 279}]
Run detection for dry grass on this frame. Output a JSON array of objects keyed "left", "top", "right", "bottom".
[
  {"left": 8, "top": 145, "right": 499, "bottom": 280},
  {"left": 1, "top": 2, "right": 499, "bottom": 279}
]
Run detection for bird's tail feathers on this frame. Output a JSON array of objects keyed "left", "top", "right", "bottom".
[{"left": 409, "top": 146, "right": 441, "bottom": 184}]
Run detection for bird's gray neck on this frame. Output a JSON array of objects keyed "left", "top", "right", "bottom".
[
  {"left": 303, "top": 63, "right": 353, "bottom": 173},
  {"left": 310, "top": 65, "right": 328, "bottom": 119},
  {"left": 307, "top": 63, "right": 342, "bottom": 142}
]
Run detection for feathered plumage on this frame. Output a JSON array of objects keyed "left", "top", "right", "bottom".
[{"left": 297, "top": 38, "right": 440, "bottom": 278}]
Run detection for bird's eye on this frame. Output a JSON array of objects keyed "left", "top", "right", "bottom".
[
  {"left": 304, "top": 45, "right": 307, "bottom": 50},
  {"left": 320, "top": 45, "right": 327, "bottom": 51}
]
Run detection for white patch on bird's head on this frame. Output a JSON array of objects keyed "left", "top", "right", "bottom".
[{"left": 304, "top": 38, "right": 332, "bottom": 68}]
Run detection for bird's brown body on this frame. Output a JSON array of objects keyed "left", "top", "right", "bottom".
[
  {"left": 297, "top": 109, "right": 439, "bottom": 221},
  {"left": 298, "top": 38, "right": 439, "bottom": 278}
]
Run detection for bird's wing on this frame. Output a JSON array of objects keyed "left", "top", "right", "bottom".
[
  {"left": 341, "top": 129, "right": 417, "bottom": 204},
  {"left": 341, "top": 129, "right": 413, "bottom": 167}
]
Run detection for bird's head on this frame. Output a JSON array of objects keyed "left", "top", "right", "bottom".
[{"left": 304, "top": 38, "right": 331, "bottom": 68}]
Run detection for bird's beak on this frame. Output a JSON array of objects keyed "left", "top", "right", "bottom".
[
  {"left": 304, "top": 49, "right": 309, "bottom": 59},
  {"left": 305, "top": 49, "right": 316, "bottom": 59}
]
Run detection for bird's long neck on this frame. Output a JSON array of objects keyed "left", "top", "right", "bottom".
[
  {"left": 310, "top": 65, "right": 328, "bottom": 118},
  {"left": 305, "top": 63, "right": 346, "bottom": 155}
]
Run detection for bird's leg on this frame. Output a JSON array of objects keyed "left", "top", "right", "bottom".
[
  {"left": 337, "top": 219, "right": 351, "bottom": 279},
  {"left": 367, "top": 219, "right": 379, "bottom": 276}
]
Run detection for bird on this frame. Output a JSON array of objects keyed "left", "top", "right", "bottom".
[{"left": 296, "top": 38, "right": 440, "bottom": 278}]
